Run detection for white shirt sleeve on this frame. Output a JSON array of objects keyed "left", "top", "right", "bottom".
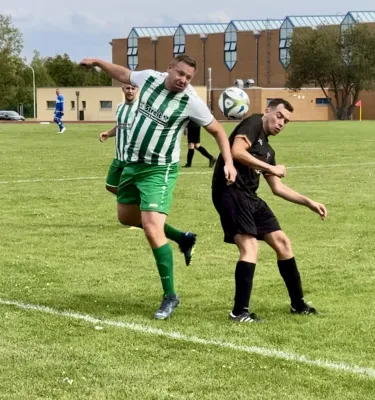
[
  {"left": 129, "top": 69, "right": 160, "bottom": 87},
  {"left": 187, "top": 93, "right": 214, "bottom": 127}
]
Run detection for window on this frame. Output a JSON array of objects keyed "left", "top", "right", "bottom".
[
  {"left": 315, "top": 98, "right": 330, "bottom": 105},
  {"left": 100, "top": 101, "right": 112, "bottom": 109},
  {"left": 128, "top": 55, "right": 138, "bottom": 70},
  {"left": 341, "top": 14, "right": 355, "bottom": 34},
  {"left": 127, "top": 30, "right": 138, "bottom": 70},
  {"left": 279, "top": 19, "right": 293, "bottom": 69},
  {"left": 47, "top": 101, "right": 56, "bottom": 109},
  {"left": 225, "top": 51, "right": 237, "bottom": 68},
  {"left": 173, "top": 27, "right": 185, "bottom": 57},
  {"left": 224, "top": 23, "right": 237, "bottom": 70},
  {"left": 82, "top": 101, "right": 86, "bottom": 109},
  {"left": 71, "top": 101, "right": 75, "bottom": 109},
  {"left": 279, "top": 48, "right": 291, "bottom": 69}
]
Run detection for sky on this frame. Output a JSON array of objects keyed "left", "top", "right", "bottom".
[{"left": 2, "top": 0, "right": 374, "bottom": 62}]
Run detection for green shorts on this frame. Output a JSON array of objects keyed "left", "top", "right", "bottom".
[
  {"left": 117, "top": 163, "right": 179, "bottom": 215},
  {"left": 106, "top": 159, "right": 127, "bottom": 188}
]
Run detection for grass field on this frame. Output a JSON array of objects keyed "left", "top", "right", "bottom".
[{"left": 1, "top": 121, "right": 375, "bottom": 399}]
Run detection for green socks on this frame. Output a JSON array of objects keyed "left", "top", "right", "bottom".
[
  {"left": 137, "top": 223, "right": 184, "bottom": 244},
  {"left": 152, "top": 243, "right": 175, "bottom": 296},
  {"left": 164, "top": 223, "right": 184, "bottom": 244}
]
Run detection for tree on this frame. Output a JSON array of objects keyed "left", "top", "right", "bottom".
[
  {"left": 30, "top": 50, "right": 56, "bottom": 87},
  {"left": 44, "top": 53, "right": 112, "bottom": 87},
  {"left": 0, "top": 14, "right": 24, "bottom": 109},
  {"left": 0, "top": 14, "right": 22, "bottom": 55},
  {"left": 45, "top": 53, "right": 76, "bottom": 87},
  {"left": 286, "top": 24, "right": 375, "bottom": 120}
]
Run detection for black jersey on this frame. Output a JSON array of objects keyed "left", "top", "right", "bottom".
[{"left": 212, "top": 114, "right": 276, "bottom": 197}]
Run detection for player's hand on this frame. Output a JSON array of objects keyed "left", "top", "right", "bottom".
[
  {"left": 79, "top": 58, "right": 96, "bottom": 68},
  {"left": 269, "top": 164, "right": 286, "bottom": 178},
  {"left": 60, "top": 112, "right": 64, "bottom": 116},
  {"left": 99, "top": 131, "right": 109, "bottom": 142},
  {"left": 309, "top": 201, "right": 328, "bottom": 221},
  {"left": 224, "top": 163, "right": 237, "bottom": 185}
]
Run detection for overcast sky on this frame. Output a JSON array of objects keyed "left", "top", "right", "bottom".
[{"left": 2, "top": 0, "right": 374, "bottom": 62}]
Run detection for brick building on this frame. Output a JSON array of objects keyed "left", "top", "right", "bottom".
[{"left": 110, "top": 11, "right": 375, "bottom": 120}]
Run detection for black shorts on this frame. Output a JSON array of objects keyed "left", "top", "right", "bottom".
[
  {"left": 212, "top": 186, "right": 281, "bottom": 243},
  {"left": 187, "top": 127, "right": 201, "bottom": 143}
]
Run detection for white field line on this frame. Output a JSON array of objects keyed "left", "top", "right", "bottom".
[
  {"left": 0, "top": 162, "right": 374, "bottom": 185},
  {"left": 1, "top": 298, "right": 375, "bottom": 379}
]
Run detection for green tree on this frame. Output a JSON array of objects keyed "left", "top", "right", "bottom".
[
  {"left": 286, "top": 24, "right": 375, "bottom": 120},
  {"left": 45, "top": 53, "right": 76, "bottom": 87},
  {"left": 44, "top": 54, "right": 112, "bottom": 87},
  {"left": 30, "top": 50, "right": 56, "bottom": 87},
  {"left": 0, "top": 14, "right": 24, "bottom": 109}
]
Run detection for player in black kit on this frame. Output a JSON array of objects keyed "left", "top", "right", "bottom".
[
  {"left": 183, "top": 119, "right": 216, "bottom": 168},
  {"left": 212, "top": 98, "right": 328, "bottom": 322}
]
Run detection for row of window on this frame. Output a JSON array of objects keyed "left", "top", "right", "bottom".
[
  {"left": 46, "top": 98, "right": 330, "bottom": 112},
  {"left": 126, "top": 42, "right": 291, "bottom": 71},
  {"left": 266, "top": 98, "right": 331, "bottom": 105},
  {"left": 46, "top": 101, "right": 112, "bottom": 110},
  {"left": 127, "top": 18, "right": 359, "bottom": 71}
]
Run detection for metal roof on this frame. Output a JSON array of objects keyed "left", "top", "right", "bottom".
[
  {"left": 231, "top": 19, "right": 283, "bottom": 31},
  {"left": 346, "top": 11, "right": 375, "bottom": 23},
  {"left": 131, "top": 27, "right": 177, "bottom": 38},
  {"left": 179, "top": 23, "right": 227, "bottom": 34},
  {"left": 128, "top": 12, "right": 375, "bottom": 38},
  {"left": 285, "top": 15, "right": 344, "bottom": 27}
]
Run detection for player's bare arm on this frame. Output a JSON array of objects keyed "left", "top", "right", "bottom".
[
  {"left": 232, "top": 136, "right": 286, "bottom": 178},
  {"left": 99, "top": 125, "right": 117, "bottom": 142},
  {"left": 264, "top": 174, "right": 328, "bottom": 220},
  {"left": 80, "top": 58, "right": 132, "bottom": 85},
  {"left": 204, "top": 119, "right": 237, "bottom": 184}
]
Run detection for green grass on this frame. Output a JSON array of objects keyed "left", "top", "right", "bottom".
[{"left": 1, "top": 121, "right": 375, "bottom": 399}]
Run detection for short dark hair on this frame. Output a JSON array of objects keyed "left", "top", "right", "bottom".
[
  {"left": 267, "top": 98, "right": 294, "bottom": 112},
  {"left": 172, "top": 54, "right": 197, "bottom": 70}
]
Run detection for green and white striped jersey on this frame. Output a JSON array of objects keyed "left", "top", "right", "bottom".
[
  {"left": 127, "top": 69, "right": 214, "bottom": 165},
  {"left": 115, "top": 100, "right": 138, "bottom": 161}
]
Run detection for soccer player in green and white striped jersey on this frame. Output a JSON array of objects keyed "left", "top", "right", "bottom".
[
  {"left": 80, "top": 55, "right": 237, "bottom": 320},
  {"left": 99, "top": 84, "right": 139, "bottom": 195}
]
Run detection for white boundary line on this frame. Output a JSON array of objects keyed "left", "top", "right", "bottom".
[
  {"left": 0, "top": 162, "right": 374, "bottom": 185},
  {"left": 1, "top": 298, "right": 374, "bottom": 379},
  {"left": 0, "top": 176, "right": 103, "bottom": 184}
]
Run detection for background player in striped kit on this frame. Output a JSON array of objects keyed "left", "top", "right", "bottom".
[
  {"left": 99, "top": 84, "right": 139, "bottom": 195},
  {"left": 80, "top": 55, "right": 236, "bottom": 320}
]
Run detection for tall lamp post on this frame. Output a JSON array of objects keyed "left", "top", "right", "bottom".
[
  {"left": 200, "top": 33, "right": 208, "bottom": 86},
  {"left": 151, "top": 36, "right": 159, "bottom": 70},
  {"left": 28, "top": 64, "right": 36, "bottom": 119},
  {"left": 253, "top": 31, "right": 261, "bottom": 86}
]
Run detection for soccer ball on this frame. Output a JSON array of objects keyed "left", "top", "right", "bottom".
[{"left": 218, "top": 87, "right": 250, "bottom": 120}]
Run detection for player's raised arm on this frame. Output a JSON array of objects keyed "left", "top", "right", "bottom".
[
  {"left": 79, "top": 58, "right": 131, "bottom": 85},
  {"left": 204, "top": 119, "right": 237, "bottom": 184}
]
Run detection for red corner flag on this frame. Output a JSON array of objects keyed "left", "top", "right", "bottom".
[{"left": 355, "top": 100, "right": 362, "bottom": 107}]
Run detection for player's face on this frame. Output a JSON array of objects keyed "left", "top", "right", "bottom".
[
  {"left": 56, "top": 89, "right": 60, "bottom": 95},
  {"left": 166, "top": 61, "right": 196, "bottom": 92},
  {"left": 264, "top": 104, "right": 291, "bottom": 135},
  {"left": 123, "top": 85, "right": 138, "bottom": 102}
]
